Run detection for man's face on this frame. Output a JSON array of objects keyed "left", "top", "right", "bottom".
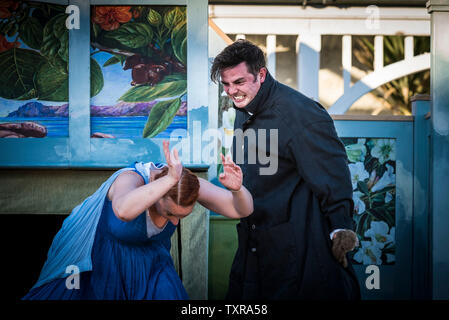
[{"left": 220, "top": 62, "right": 267, "bottom": 109}]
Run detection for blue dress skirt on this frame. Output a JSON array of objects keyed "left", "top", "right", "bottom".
[{"left": 23, "top": 188, "right": 188, "bottom": 300}]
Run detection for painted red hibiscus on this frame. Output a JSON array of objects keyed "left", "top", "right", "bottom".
[
  {"left": 0, "top": 34, "right": 19, "bottom": 53},
  {"left": 92, "top": 6, "right": 132, "bottom": 31}
]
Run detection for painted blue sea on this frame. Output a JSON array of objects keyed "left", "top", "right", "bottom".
[{"left": 0, "top": 116, "right": 187, "bottom": 138}]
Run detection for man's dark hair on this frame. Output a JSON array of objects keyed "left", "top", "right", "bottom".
[{"left": 210, "top": 39, "right": 266, "bottom": 83}]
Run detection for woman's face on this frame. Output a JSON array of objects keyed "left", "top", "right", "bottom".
[{"left": 155, "top": 197, "right": 193, "bottom": 226}]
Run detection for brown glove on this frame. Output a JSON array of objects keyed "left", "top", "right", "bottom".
[{"left": 331, "top": 230, "right": 359, "bottom": 268}]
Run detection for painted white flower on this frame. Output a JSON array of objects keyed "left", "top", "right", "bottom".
[
  {"left": 371, "top": 139, "right": 395, "bottom": 164},
  {"left": 222, "top": 108, "right": 235, "bottom": 130},
  {"left": 371, "top": 164, "right": 395, "bottom": 193},
  {"left": 353, "top": 191, "right": 366, "bottom": 215},
  {"left": 218, "top": 109, "right": 236, "bottom": 149},
  {"left": 365, "top": 221, "right": 395, "bottom": 249},
  {"left": 385, "top": 191, "right": 393, "bottom": 203},
  {"left": 353, "top": 241, "right": 382, "bottom": 265},
  {"left": 345, "top": 138, "right": 367, "bottom": 163},
  {"left": 349, "top": 162, "right": 370, "bottom": 190}
]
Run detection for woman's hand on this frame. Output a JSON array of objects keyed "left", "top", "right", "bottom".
[
  {"left": 163, "top": 140, "right": 183, "bottom": 184},
  {"left": 219, "top": 154, "right": 243, "bottom": 192}
]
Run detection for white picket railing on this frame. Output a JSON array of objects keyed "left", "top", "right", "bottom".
[{"left": 209, "top": 4, "right": 431, "bottom": 114}]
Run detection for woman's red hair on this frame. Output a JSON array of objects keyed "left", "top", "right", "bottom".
[{"left": 154, "top": 167, "right": 199, "bottom": 207}]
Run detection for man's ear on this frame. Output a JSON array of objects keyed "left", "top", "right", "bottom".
[{"left": 259, "top": 67, "right": 267, "bottom": 83}]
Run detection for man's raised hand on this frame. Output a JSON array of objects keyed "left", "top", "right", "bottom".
[{"left": 219, "top": 154, "right": 243, "bottom": 192}]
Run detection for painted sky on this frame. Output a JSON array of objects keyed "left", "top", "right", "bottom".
[{"left": 90, "top": 51, "right": 133, "bottom": 106}]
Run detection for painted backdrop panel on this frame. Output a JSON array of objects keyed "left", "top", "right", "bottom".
[
  {"left": 0, "top": 1, "right": 69, "bottom": 138},
  {"left": 90, "top": 5, "right": 187, "bottom": 139}
]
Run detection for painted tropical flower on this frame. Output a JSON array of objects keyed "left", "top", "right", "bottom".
[
  {"left": 345, "top": 138, "right": 367, "bottom": 163},
  {"left": 219, "top": 108, "right": 236, "bottom": 149},
  {"left": 92, "top": 6, "right": 132, "bottom": 31},
  {"left": 371, "top": 139, "right": 395, "bottom": 164},
  {"left": 353, "top": 191, "right": 366, "bottom": 215},
  {"left": 222, "top": 108, "right": 235, "bottom": 130},
  {"left": 349, "top": 162, "right": 369, "bottom": 190},
  {"left": 371, "top": 164, "right": 395, "bottom": 193},
  {"left": 353, "top": 241, "right": 382, "bottom": 265},
  {"left": 0, "top": 34, "right": 19, "bottom": 53},
  {"left": 385, "top": 191, "right": 393, "bottom": 203},
  {"left": 0, "top": 0, "right": 20, "bottom": 19},
  {"left": 365, "top": 221, "right": 395, "bottom": 249}
]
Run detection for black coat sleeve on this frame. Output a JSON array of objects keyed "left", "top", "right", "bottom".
[{"left": 288, "top": 119, "right": 355, "bottom": 231}]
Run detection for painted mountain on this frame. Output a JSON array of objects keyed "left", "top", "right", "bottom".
[{"left": 7, "top": 101, "right": 187, "bottom": 117}]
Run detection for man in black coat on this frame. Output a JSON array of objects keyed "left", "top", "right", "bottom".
[{"left": 211, "top": 40, "right": 361, "bottom": 300}]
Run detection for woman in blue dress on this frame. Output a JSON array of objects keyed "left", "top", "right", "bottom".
[{"left": 23, "top": 141, "right": 253, "bottom": 300}]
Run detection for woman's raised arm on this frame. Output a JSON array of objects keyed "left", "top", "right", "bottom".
[{"left": 109, "top": 141, "right": 182, "bottom": 222}]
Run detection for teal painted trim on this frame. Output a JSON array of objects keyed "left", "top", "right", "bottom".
[
  {"left": 335, "top": 120, "right": 414, "bottom": 300},
  {"left": 411, "top": 99, "right": 431, "bottom": 299},
  {"left": 69, "top": 0, "right": 91, "bottom": 164},
  {"left": 0, "top": 139, "right": 70, "bottom": 167},
  {"left": 429, "top": 9, "right": 449, "bottom": 300}
]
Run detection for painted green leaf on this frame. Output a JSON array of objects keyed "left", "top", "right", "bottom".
[
  {"left": 171, "top": 21, "right": 186, "bottom": 65},
  {"left": 179, "top": 37, "right": 187, "bottom": 66},
  {"left": 91, "top": 22, "right": 101, "bottom": 39},
  {"left": 90, "top": 58, "right": 104, "bottom": 98},
  {"left": 164, "top": 7, "right": 184, "bottom": 30},
  {"left": 119, "top": 75, "right": 186, "bottom": 102},
  {"left": 41, "top": 14, "right": 65, "bottom": 59},
  {"left": 0, "top": 48, "right": 45, "bottom": 100},
  {"left": 143, "top": 98, "right": 181, "bottom": 138},
  {"left": 368, "top": 207, "right": 395, "bottom": 229},
  {"left": 34, "top": 58, "right": 102, "bottom": 101},
  {"left": 16, "top": 88, "right": 38, "bottom": 100},
  {"left": 103, "top": 56, "right": 120, "bottom": 67},
  {"left": 147, "top": 9, "right": 162, "bottom": 27},
  {"left": 357, "top": 181, "right": 369, "bottom": 195},
  {"left": 356, "top": 213, "right": 370, "bottom": 238},
  {"left": 162, "top": 72, "right": 187, "bottom": 82},
  {"left": 35, "top": 60, "right": 68, "bottom": 101},
  {"left": 105, "top": 22, "right": 153, "bottom": 49},
  {"left": 52, "top": 14, "right": 67, "bottom": 39},
  {"left": 19, "top": 17, "right": 44, "bottom": 50},
  {"left": 58, "top": 31, "right": 69, "bottom": 62}
]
